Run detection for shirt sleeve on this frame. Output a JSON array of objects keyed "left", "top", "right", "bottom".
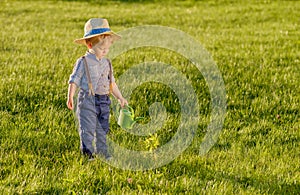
[{"left": 68, "top": 58, "right": 84, "bottom": 86}]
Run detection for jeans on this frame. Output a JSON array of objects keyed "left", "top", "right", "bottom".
[{"left": 76, "top": 90, "right": 111, "bottom": 158}]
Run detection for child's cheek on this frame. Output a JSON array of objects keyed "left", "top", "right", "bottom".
[{"left": 93, "top": 47, "right": 102, "bottom": 55}]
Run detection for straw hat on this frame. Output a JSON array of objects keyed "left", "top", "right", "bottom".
[{"left": 74, "top": 18, "right": 121, "bottom": 45}]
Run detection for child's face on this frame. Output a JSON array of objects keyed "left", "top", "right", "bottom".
[{"left": 92, "top": 37, "right": 112, "bottom": 59}]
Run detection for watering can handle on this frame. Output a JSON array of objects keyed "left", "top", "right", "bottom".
[
  {"left": 116, "top": 104, "right": 134, "bottom": 115},
  {"left": 125, "top": 105, "right": 134, "bottom": 116}
]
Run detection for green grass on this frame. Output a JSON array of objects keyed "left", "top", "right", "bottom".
[{"left": 0, "top": 0, "right": 299, "bottom": 194}]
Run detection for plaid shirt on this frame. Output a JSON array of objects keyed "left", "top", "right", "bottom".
[{"left": 69, "top": 52, "right": 115, "bottom": 95}]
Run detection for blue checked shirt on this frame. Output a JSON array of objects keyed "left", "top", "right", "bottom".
[{"left": 68, "top": 52, "right": 115, "bottom": 95}]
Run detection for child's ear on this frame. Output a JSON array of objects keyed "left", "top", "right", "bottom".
[{"left": 87, "top": 43, "right": 92, "bottom": 49}]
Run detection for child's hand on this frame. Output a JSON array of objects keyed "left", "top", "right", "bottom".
[
  {"left": 118, "top": 97, "right": 128, "bottom": 108},
  {"left": 67, "top": 83, "right": 76, "bottom": 110},
  {"left": 67, "top": 98, "right": 74, "bottom": 110}
]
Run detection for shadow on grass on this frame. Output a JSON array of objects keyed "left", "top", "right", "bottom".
[
  {"left": 27, "top": 187, "right": 66, "bottom": 194},
  {"left": 57, "top": 0, "right": 161, "bottom": 3},
  {"left": 159, "top": 157, "right": 299, "bottom": 194},
  {"left": 219, "top": 171, "right": 300, "bottom": 194}
]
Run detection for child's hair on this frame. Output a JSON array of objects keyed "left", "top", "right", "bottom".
[{"left": 85, "top": 35, "right": 113, "bottom": 47}]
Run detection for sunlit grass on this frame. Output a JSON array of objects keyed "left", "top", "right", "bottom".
[{"left": 0, "top": 0, "right": 299, "bottom": 194}]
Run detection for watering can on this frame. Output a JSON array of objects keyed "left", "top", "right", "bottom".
[{"left": 117, "top": 105, "right": 143, "bottom": 129}]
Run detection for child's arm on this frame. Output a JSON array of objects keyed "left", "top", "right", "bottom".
[
  {"left": 67, "top": 83, "right": 77, "bottom": 110},
  {"left": 111, "top": 83, "right": 128, "bottom": 107}
]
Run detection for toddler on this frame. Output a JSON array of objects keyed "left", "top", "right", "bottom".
[{"left": 67, "top": 18, "right": 127, "bottom": 160}]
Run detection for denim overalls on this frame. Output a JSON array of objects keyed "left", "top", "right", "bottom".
[
  {"left": 76, "top": 90, "right": 111, "bottom": 158},
  {"left": 69, "top": 52, "right": 114, "bottom": 158}
]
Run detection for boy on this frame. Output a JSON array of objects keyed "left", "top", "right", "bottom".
[{"left": 67, "top": 18, "right": 127, "bottom": 160}]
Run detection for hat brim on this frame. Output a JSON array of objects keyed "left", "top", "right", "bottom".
[{"left": 74, "top": 31, "right": 121, "bottom": 45}]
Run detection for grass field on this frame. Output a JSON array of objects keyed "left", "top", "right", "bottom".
[{"left": 0, "top": 0, "right": 299, "bottom": 194}]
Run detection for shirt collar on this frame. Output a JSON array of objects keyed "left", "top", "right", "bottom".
[{"left": 85, "top": 51, "right": 104, "bottom": 62}]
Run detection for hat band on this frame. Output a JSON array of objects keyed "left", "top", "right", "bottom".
[{"left": 84, "top": 28, "right": 111, "bottom": 37}]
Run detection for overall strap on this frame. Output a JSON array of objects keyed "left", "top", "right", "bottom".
[
  {"left": 107, "top": 59, "right": 113, "bottom": 94},
  {"left": 82, "top": 56, "right": 95, "bottom": 96}
]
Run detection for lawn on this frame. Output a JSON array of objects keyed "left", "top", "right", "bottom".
[{"left": 0, "top": 0, "right": 299, "bottom": 194}]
